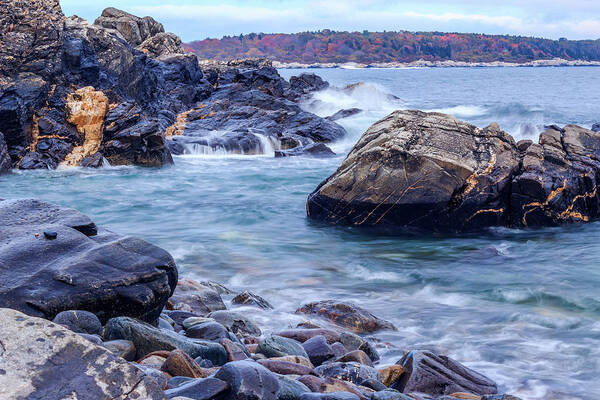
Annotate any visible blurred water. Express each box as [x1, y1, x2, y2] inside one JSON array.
[[2, 67, 600, 399]]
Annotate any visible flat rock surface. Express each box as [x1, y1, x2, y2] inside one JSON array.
[[0, 199, 177, 322], [0, 308, 166, 400]]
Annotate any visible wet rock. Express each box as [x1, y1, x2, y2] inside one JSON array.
[[52, 310, 102, 335], [288, 73, 329, 99], [135, 364, 169, 390], [371, 390, 412, 400], [0, 132, 11, 173], [232, 290, 274, 309], [309, 110, 600, 231], [297, 375, 324, 392], [330, 342, 348, 358], [214, 360, 281, 400], [221, 338, 251, 361], [183, 317, 216, 330], [275, 143, 336, 158], [208, 310, 262, 338], [103, 316, 227, 365], [358, 379, 387, 391], [168, 311, 203, 330], [276, 329, 341, 344], [338, 332, 379, 362], [162, 349, 208, 378], [102, 339, 137, 361], [391, 351, 497, 396], [171, 279, 227, 316], [299, 393, 359, 400], [296, 301, 396, 334], [271, 355, 314, 368], [302, 335, 336, 366], [0, 199, 177, 323], [257, 359, 315, 376], [186, 321, 230, 341], [481, 395, 522, 400], [335, 350, 373, 367], [277, 374, 312, 400], [258, 335, 310, 359], [168, 376, 195, 389], [0, 308, 164, 399], [377, 365, 404, 387], [591, 123, 600, 133], [79, 152, 104, 168], [326, 109, 362, 122], [160, 316, 176, 331], [317, 378, 373, 400], [314, 362, 380, 386], [164, 377, 230, 400]]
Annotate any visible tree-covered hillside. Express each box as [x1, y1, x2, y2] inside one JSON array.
[[184, 30, 600, 64]]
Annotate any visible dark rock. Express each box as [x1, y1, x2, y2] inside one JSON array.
[[276, 374, 312, 400], [52, 310, 102, 335], [288, 74, 329, 99], [102, 339, 136, 361], [335, 350, 373, 367], [186, 321, 230, 341], [257, 359, 315, 376], [79, 152, 104, 168], [269, 355, 314, 368], [592, 123, 600, 132], [93, 7, 165, 46], [0, 308, 165, 399], [162, 349, 208, 378], [314, 362, 380, 386], [78, 333, 104, 345], [214, 360, 281, 400], [371, 390, 412, 400], [139, 32, 184, 58], [296, 301, 396, 334], [208, 310, 262, 338], [0, 199, 177, 323], [159, 316, 176, 331], [331, 342, 348, 358], [276, 329, 341, 344], [391, 351, 497, 396], [326, 109, 362, 122], [296, 375, 324, 392], [338, 333, 379, 362], [302, 335, 336, 366], [170, 279, 227, 316], [377, 365, 404, 387], [0, 132, 11, 173], [43, 231, 58, 240], [134, 364, 169, 390], [167, 376, 195, 389], [358, 379, 387, 391], [482, 396, 523, 400], [275, 143, 336, 158], [164, 377, 230, 400], [221, 338, 251, 361], [308, 110, 600, 231], [232, 291, 274, 309], [103, 316, 227, 364], [258, 335, 310, 359], [299, 393, 360, 400]]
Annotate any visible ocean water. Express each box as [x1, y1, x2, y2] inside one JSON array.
[[2, 67, 600, 399]]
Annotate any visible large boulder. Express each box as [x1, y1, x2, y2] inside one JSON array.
[[392, 351, 497, 396], [0, 308, 166, 399], [308, 110, 600, 231], [0, 199, 177, 323]]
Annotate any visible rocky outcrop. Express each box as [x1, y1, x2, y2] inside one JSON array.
[[0, 199, 177, 322], [94, 7, 167, 47], [308, 110, 600, 231], [0, 308, 166, 400]]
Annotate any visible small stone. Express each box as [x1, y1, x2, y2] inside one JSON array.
[[232, 290, 274, 309], [102, 340, 136, 361], [299, 393, 360, 400], [258, 335, 309, 359], [276, 374, 312, 400], [331, 343, 348, 358], [214, 360, 280, 400], [134, 364, 168, 390], [450, 393, 482, 400], [302, 335, 335, 366], [359, 379, 387, 392], [43, 231, 58, 240], [296, 301, 396, 334], [338, 332, 379, 362], [220, 338, 250, 361], [162, 349, 208, 378], [78, 333, 103, 345], [207, 310, 262, 338], [258, 359, 315, 376], [314, 362, 380, 386], [167, 376, 195, 389], [183, 317, 215, 330], [296, 375, 324, 392], [277, 329, 341, 344], [371, 390, 413, 400], [336, 350, 372, 367], [170, 279, 227, 316], [52, 310, 102, 335], [377, 365, 404, 387], [271, 355, 314, 368], [164, 377, 230, 400]]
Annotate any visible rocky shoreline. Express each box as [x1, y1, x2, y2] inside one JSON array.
[[273, 58, 600, 69], [0, 199, 520, 400]]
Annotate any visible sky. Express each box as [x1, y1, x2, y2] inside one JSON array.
[[60, 0, 600, 42]]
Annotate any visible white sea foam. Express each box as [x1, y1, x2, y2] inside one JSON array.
[[431, 105, 488, 118]]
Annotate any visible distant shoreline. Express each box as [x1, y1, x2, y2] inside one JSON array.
[[273, 58, 600, 69]]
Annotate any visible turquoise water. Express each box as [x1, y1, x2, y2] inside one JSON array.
[[2, 67, 600, 399]]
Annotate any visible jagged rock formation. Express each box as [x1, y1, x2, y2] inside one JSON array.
[[307, 110, 600, 231], [0, 2, 343, 169], [0, 199, 178, 323]]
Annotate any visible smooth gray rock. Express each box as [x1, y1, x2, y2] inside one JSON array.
[[276, 374, 311, 400], [164, 377, 230, 400], [207, 310, 262, 337], [338, 332, 380, 362], [302, 335, 335, 366], [257, 335, 309, 359], [53, 310, 102, 335], [214, 360, 280, 400], [185, 321, 229, 341], [0, 199, 178, 323], [392, 350, 497, 396], [104, 316, 227, 364], [171, 280, 227, 316], [0, 308, 165, 399], [314, 362, 380, 386]]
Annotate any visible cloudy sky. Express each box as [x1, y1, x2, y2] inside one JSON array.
[[60, 0, 600, 42]]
